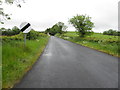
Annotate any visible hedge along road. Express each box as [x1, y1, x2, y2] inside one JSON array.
[[14, 36, 118, 88]]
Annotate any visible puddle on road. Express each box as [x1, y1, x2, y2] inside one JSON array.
[[43, 49, 52, 57], [43, 53, 52, 56]]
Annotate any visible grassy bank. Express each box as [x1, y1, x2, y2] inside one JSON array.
[[2, 36, 49, 88], [0, 42, 1, 90], [56, 32, 120, 57]]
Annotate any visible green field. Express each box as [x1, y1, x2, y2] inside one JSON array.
[[2, 34, 49, 88], [57, 31, 120, 57]]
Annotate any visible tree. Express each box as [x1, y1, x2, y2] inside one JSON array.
[[45, 28, 50, 34], [0, 0, 24, 24], [57, 22, 67, 34], [69, 14, 94, 37], [45, 22, 67, 36], [12, 26, 20, 35], [49, 26, 57, 36]]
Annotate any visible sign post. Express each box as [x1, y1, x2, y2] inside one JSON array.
[[24, 33, 27, 47], [20, 22, 32, 46]]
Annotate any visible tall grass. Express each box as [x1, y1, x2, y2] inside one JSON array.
[[2, 36, 49, 88], [0, 41, 2, 90]]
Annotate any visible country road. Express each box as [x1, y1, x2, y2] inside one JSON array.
[[14, 36, 118, 88]]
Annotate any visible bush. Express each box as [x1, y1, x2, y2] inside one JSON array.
[[2, 32, 23, 43], [27, 30, 39, 40], [26, 30, 47, 40], [39, 33, 48, 37], [2, 30, 48, 43]]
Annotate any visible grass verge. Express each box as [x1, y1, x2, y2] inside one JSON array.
[[56, 32, 120, 57], [0, 41, 2, 90], [2, 36, 49, 88]]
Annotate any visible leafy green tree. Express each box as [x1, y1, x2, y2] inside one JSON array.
[[50, 24, 58, 35], [57, 22, 67, 34], [12, 26, 20, 35], [45, 28, 50, 34], [69, 14, 94, 37], [45, 22, 67, 36]]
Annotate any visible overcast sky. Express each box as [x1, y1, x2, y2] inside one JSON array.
[[1, 0, 119, 32]]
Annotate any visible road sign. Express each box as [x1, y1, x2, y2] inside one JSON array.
[[20, 22, 32, 33], [20, 22, 32, 47]]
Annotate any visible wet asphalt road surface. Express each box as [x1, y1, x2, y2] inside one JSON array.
[[14, 36, 118, 88]]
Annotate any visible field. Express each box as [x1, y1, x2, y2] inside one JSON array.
[[57, 31, 120, 57], [2, 33, 49, 88]]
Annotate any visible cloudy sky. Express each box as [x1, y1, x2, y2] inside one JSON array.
[[1, 0, 119, 32]]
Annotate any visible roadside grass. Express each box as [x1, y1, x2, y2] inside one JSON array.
[[0, 42, 2, 90], [57, 32, 120, 57], [2, 36, 49, 88]]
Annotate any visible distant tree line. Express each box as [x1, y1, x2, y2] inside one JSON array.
[[43, 14, 95, 37], [2, 14, 119, 38], [1, 26, 20, 36], [45, 22, 67, 36], [103, 29, 120, 36]]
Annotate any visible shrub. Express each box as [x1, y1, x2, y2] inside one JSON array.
[[26, 30, 47, 40], [39, 33, 47, 37], [2, 32, 23, 43]]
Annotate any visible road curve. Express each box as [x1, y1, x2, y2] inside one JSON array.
[[14, 36, 118, 88]]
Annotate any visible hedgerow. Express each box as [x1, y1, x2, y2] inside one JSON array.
[[2, 30, 48, 43]]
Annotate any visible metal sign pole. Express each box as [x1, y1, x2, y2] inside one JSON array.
[[24, 33, 27, 47]]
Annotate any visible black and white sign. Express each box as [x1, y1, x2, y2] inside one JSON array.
[[20, 22, 32, 33]]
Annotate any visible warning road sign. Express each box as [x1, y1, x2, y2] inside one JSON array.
[[20, 22, 32, 33]]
